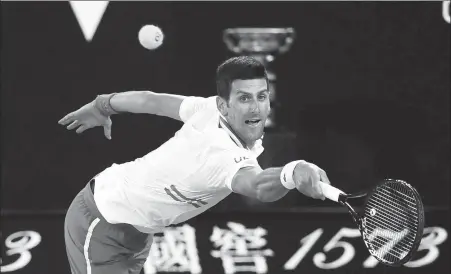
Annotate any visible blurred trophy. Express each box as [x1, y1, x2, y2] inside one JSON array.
[[223, 27, 296, 130]]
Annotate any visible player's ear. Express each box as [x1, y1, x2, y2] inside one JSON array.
[[216, 96, 228, 117]]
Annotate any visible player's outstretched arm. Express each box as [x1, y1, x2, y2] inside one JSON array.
[[231, 160, 331, 202], [58, 91, 188, 139], [109, 91, 187, 121]]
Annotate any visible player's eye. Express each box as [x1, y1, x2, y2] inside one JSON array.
[[258, 94, 267, 101], [240, 96, 250, 102]]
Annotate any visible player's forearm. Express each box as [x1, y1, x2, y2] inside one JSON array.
[[253, 167, 291, 202], [107, 91, 154, 114], [106, 91, 185, 120]]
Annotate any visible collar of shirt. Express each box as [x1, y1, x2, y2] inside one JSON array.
[[218, 113, 265, 157]]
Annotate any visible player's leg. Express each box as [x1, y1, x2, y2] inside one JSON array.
[[64, 181, 153, 274], [87, 218, 153, 274], [64, 186, 95, 274]]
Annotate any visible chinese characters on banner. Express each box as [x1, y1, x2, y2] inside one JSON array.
[[143, 225, 201, 274], [143, 222, 275, 274], [210, 222, 274, 274]]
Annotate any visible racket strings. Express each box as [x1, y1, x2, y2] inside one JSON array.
[[364, 224, 414, 251], [366, 195, 417, 221], [375, 188, 418, 212], [369, 187, 418, 215], [364, 214, 416, 239], [368, 184, 419, 229], [363, 181, 420, 264], [366, 200, 418, 229], [366, 193, 419, 232], [364, 210, 417, 254]]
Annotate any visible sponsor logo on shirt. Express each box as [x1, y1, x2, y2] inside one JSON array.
[[234, 156, 249, 163]]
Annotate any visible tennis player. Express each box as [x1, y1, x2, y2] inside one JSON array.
[[59, 56, 332, 274]]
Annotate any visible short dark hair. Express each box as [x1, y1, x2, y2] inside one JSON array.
[[216, 56, 268, 102]]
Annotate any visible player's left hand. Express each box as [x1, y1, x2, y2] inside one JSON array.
[[58, 101, 112, 139]]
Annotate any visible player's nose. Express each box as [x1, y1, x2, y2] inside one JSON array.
[[249, 101, 260, 114]]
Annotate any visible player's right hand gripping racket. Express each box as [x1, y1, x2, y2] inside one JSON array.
[[319, 179, 425, 266]]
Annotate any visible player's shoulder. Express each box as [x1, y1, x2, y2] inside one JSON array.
[[181, 99, 220, 131], [181, 96, 218, 113], [178, 95, 218, 125], [195, 96, 219, 114]]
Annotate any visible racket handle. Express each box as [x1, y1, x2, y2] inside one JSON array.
[[318, 181, 345, 202]]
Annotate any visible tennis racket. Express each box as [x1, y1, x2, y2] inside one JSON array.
[[318, 179, 425, 266]]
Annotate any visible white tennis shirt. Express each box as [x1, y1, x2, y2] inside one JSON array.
[[93, 96, 264, 233]]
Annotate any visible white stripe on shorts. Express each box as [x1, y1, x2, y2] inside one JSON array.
[[84, 218, 100, 274]]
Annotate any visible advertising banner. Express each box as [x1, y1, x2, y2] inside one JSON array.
[[2, 210, 449, 274]]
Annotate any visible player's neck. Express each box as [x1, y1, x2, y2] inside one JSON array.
[[219, 116, 255, 149]]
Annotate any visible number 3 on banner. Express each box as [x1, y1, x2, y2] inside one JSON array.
[[313, 228, 361, 269], [362, 226, 448, 268], [405, 227, 448, 267], [1, 231, 41, 272]]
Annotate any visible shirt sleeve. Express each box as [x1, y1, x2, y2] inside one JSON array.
[[179, 96, 217, 123], [204, 148, 261, 191]]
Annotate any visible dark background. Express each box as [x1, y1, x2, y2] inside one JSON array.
[[1, 2, 450, 274], [2, 2, 449, 211]]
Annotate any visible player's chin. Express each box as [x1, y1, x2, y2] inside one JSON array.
[[245, 127, 264, 141]]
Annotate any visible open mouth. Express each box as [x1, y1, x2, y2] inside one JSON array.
[[245, 119, 262, 127]]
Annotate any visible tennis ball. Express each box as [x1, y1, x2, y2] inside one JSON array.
[[138, 25, 164, 50]]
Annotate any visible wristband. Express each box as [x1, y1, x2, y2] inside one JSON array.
[[280, 160, 304, 189], [94, 93, 119, 116]]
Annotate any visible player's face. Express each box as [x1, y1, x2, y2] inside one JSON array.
[[223, 78, 270, 147]]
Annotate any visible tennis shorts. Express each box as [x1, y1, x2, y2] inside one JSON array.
[[64, 180, 153, 274]]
